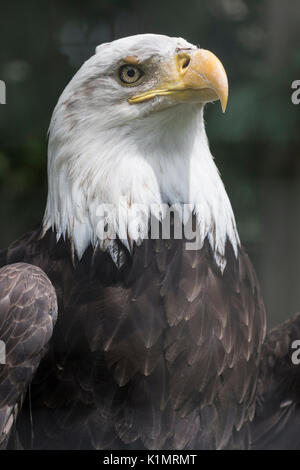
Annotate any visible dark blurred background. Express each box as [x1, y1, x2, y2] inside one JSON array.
[[0, 0, 300, 327]]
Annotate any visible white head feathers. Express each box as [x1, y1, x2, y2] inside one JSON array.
[[43, 34, 239, 270]]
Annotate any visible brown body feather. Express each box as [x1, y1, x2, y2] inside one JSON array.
[[251, 313, 300, 449], [0, 222, 266, 449], [0, 263, 57, 448]]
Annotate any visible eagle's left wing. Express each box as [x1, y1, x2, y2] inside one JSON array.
[[251, 313, 300, 449], [0, 263, 57, 448]]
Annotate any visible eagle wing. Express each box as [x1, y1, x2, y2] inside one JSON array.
[[0, 263, 57, 448], [251, 313, 300, 449]]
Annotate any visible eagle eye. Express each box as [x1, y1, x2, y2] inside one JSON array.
[[118, 64, 144, 86]]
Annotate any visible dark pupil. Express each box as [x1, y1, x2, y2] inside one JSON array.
[[127, 68, 135, 78]]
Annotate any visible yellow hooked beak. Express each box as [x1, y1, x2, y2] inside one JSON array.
[[128, 49, 228, 112]]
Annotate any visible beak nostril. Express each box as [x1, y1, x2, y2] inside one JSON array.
[[176, 52, 192, 73], [182, 57, 190, 70]]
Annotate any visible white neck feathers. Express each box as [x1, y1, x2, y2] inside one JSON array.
[[43, 100, 239, 271]]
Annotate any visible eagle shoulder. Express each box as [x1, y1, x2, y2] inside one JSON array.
[[251, 313, 300, 449], [0, 262, 57, 448]]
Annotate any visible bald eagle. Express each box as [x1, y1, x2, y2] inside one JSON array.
[[0, 34, 300, 450]]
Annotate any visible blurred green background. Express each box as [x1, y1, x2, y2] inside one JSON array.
[[0, 0, 300, 327]]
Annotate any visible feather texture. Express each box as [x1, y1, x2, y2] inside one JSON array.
[[0, 224, 265, 449], [0, 263, 57, 448]]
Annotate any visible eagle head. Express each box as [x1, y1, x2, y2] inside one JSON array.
[[43, 34, 238, 270]]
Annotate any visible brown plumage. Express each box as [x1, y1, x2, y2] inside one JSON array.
[[0, 223, 266, 449], [0, 263, 57, 448], [251, 313, 300, 449]]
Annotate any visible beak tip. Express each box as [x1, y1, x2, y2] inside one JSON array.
[[220, 95, 228, 113]]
